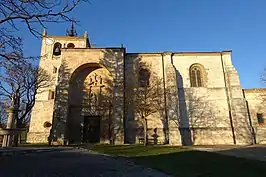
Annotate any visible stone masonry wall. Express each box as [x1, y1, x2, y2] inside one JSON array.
[[244, 89, 266, 144], [50, 48, 125, 145], [29, 32, 260, 145], [27, 101, 54, 143], [125, 51, 249, 145]]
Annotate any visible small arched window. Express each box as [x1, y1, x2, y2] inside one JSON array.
[[139, 68, 150, 87], [67, 43, 75, 48], [48, 90, 55, 100], [53, 42, 62, 56], [189, 64, 205, 87]]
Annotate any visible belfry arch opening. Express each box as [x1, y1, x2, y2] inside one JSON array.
[[67, 63, 114, 144]]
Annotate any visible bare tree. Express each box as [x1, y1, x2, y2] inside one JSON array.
[[0, 0, 86, 35], [0, 0, 87, 62], [261, 67, 266, 105], [262, 67, 266, 85], [261, 67, 266, 84], [0, 101, 8, 128], [129, 62, 165, 146], [0, 59, 53, 130]]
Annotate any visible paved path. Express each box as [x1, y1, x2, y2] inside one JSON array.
[[193, 145, 266, 162], [0, 148, 171, 177]]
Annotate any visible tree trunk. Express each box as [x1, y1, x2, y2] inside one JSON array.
[[144, 118, 148, 146], [13, 118, 22, 147]]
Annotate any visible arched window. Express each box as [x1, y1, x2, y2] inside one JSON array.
[[53, 42, 62, 56], [67, 43, 75, 48], [139, 68, 150, 87], [189, 64, 205, 87], [48, 90, 55, 100]]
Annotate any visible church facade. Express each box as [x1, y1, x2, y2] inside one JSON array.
[[27, 30, 266, 145]]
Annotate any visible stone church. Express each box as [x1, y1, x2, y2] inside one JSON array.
[[27, 28, 266, 145]]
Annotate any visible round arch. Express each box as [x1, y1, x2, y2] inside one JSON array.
[[67, 43, 75, 48], [67, 62, 114, 144], [69, 62, 113, 83]]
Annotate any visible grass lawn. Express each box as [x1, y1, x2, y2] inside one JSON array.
[[90, 144, 266, 177], [18, 143, 50, 147]]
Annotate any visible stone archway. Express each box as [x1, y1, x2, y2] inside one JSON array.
[[50, 49, 125, 145], [67, 63, 113, 143]]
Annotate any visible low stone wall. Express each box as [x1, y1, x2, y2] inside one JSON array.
[[27, 132, 49, 144]]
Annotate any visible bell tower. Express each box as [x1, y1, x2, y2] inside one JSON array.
[[37, 24, 91, 100], [27, 25, 92, 143]]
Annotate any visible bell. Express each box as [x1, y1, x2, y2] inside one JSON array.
[[54, 47, 60, 54]]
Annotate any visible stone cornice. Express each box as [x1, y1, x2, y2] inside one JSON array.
[[43, 36, 86, 40], [244, 88, 266, 93], [127, 51, 232, 57], [61, 48, 124, 52]]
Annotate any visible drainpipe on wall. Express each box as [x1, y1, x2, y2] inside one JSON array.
[[220, 52, 236, 144], [161, 53, 169, 144]]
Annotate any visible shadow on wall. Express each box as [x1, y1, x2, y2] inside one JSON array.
[[244, 92, 266, 144], [49, 48, 125, 145], [123, 54, 140, 144], [99, 49, 125, 144], [68, 62, 103, 143], [169, 57, 236, 145], [49, 59, 72, 144], [124, 56, 169, 144], [173, 64, 192, 146], [166, 56, 191, 146]]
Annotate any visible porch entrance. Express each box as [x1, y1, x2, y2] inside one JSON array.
[[82, 116, 101, 143]]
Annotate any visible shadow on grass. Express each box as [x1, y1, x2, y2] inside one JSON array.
[[133, 151, 266, 177], [91, 145, 266, 177]]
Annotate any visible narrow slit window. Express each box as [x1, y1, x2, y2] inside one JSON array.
[[257, 113, 264, 124], [48, 90, 55, 100], [53, 67, 57, 73]]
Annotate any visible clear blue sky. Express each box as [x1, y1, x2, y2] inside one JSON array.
[[20, 0, 266, 88]]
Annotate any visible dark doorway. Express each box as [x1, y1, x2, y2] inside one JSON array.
[[83, 116, 101, 143]]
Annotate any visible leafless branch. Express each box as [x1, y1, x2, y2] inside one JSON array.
[[0, 0, 87, 64], [0, 58, 53, 126]]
